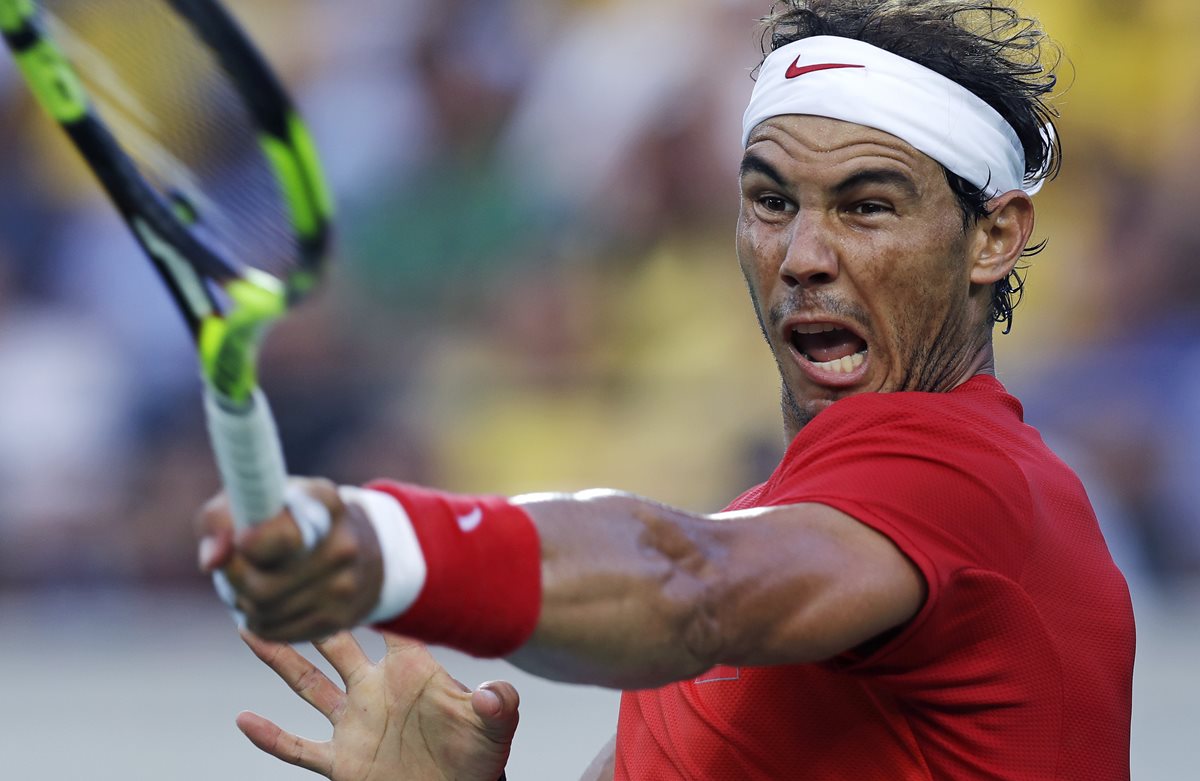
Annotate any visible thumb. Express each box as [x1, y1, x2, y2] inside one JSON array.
[[236, 509, 306, 567], [470, 680, 520, 743], [195, 493, 236, 572], [197, 529, 234, 573]]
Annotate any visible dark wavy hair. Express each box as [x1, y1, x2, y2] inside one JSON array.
[[760, 0, 1063, 333]]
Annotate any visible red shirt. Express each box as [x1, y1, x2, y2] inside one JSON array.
[[615, 375, 1135, 780]]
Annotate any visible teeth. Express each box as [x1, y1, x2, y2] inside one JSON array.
[[792, 323, 841, 334], [809, 351, 866, 374]]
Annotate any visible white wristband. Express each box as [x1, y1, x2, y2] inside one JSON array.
[[338, 486, 428, 624]]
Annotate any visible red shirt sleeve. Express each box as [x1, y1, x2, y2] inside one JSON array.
[[761, 386, 1037, 673]]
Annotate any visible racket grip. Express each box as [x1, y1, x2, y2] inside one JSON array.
[[204, 386, 333, 624], [209, 483, 335, 625], [203, 385, 288, 529]]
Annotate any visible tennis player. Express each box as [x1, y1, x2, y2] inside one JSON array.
[[198, 1, 1135, 778]]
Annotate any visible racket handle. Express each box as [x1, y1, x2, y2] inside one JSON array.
[[203, 385, 333, 541], [209, 482, 333, 624], [204, 386, 333, 623], [209, 483, 335, 625], [203, 385, 288, 529]]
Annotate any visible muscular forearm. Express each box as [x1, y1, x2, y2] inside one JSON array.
[[506, 490, 922, 689], [328, 482, 920, 689], [508, 490, 725, 688]]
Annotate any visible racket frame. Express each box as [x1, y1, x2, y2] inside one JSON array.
[[0, 0, 335, 530]]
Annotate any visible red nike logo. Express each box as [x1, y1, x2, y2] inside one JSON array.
[[785, 58, 865, 79]]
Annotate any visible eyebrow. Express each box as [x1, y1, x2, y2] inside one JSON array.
[[740, 154, 921, 200], [832, 168, 919, 199], [739, 153, 786, 186]]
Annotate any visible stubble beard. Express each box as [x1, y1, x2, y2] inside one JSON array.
[[747, 285, 871, 437], [749, 283, 986, 440], [891, 292, 989, 396], [779, 380, 814, 437]]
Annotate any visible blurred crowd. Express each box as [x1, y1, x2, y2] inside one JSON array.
[[1, 0, 1198, 601]]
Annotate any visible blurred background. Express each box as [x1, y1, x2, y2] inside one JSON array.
[[1, 0, 1197, 778]]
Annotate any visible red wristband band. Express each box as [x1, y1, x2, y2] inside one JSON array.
[[366, 480, 542, 658]]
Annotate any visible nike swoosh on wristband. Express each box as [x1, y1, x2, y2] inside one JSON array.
[[785, 58, 865, 79], [456, 506, 484, 533]]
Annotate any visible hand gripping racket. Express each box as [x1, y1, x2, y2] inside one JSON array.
[[0, 1, 335, 551]]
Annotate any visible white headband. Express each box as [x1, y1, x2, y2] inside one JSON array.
[[742, 36, 1044, 197]]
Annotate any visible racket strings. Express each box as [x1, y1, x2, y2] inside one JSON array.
[[38, 0, 301, 283]]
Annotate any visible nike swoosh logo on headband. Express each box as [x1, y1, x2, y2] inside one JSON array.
[[785, 58, 865, 79]]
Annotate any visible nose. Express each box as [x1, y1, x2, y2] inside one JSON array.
[[779, 212, 839, 288]]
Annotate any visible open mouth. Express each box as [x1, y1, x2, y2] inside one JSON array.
[[789, 323, 869, 376]]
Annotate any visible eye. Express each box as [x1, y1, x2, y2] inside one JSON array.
[[758, 194, 792, 213], [849, 201, 892, 216]]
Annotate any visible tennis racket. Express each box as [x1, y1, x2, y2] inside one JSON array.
[[0, 0, 334, 544]]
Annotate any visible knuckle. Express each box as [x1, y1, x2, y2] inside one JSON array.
[[222, 565, 248, 595], [294, 476, 342, 514], [294, 666, 325, 696], [247, 532, 298, 568], [237, 573, 280, 610], [195, 493, 230, 533], [236, 589, 262, 615], [329, 572, 357, 601], [326, 530, 360, 565]]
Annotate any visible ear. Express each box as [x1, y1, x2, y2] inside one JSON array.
[[968, 191, 1035, 286]]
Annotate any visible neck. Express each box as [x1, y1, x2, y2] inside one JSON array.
[[957, 340, 997, 384], [781, 339, 998, 441]]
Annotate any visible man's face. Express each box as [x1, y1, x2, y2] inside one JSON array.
[[737, 115, 991, 435]]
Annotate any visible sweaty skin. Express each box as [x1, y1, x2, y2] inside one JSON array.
[[737, 116, 1032, 437], [199, 112, 1035, 775]]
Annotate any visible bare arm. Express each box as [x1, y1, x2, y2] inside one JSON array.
[[509, 490, 924, 689], [201, 483, 923, 689]]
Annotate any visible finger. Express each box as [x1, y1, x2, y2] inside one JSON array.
[[237, 478, 345, 567], [236, 510, 308, 568], [196, 494, 236, 572], [229, 505, 369, 610], [235, 710, 332, 777], [233, 568, 334, 626], [195, 492, 233, 538], [240, 630, 346, 721], [471, 680, 521, 744], [198, 530, 234, 573], [379, 631, 444, 673], [226, 543, 354, 617], [382, 631, 428, 652], [312, 631, 372, 688], [249, 609, 346, 645], [240, 567, 369, 640]]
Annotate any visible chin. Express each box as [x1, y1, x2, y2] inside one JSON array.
[[782, 388, 838, 436]]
